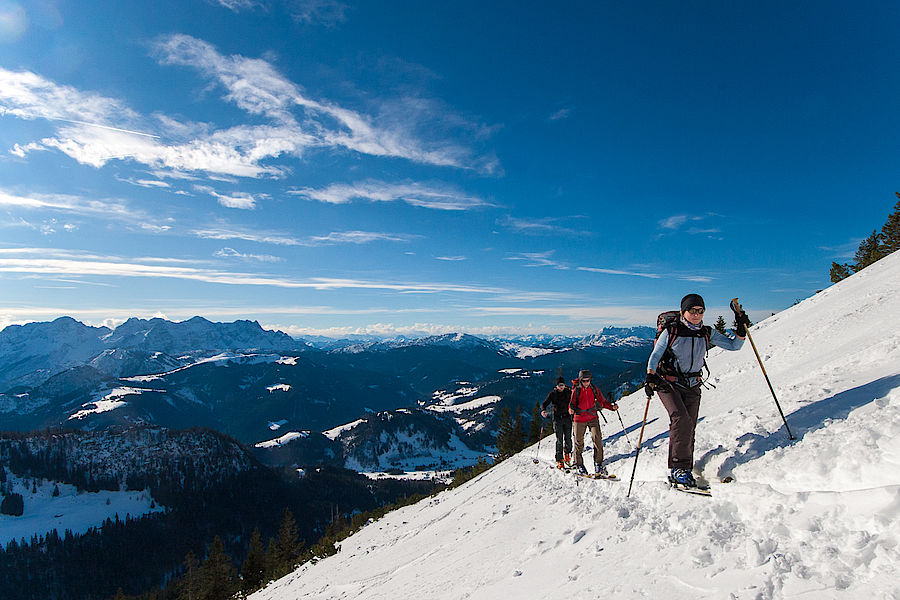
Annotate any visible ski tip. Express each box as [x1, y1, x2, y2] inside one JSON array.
[[721, 476, 734, 483]]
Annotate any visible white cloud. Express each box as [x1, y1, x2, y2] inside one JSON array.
[[435, 256, 467, 261], [212, 0, 261, 12], [288, 0, 348, 25], [0, 253, 507, 294], [2, 40, 487, 180], [576, 266, 660, 279], [214, 247, 282, 262], [195, 185, 264, 209], [193, 225, 304, 246], [0, 188, 164, 229], [549, 107, 572, 121], [308, 231, 418, 245], [192, 224, 416, 246], [0, 67, 140, 125], [151, 34, 478, 170], [505, 251, 569, 270], [292, 180, 490, 211], [659, 215, 690, 230]]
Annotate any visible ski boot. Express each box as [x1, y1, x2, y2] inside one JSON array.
[[564, 453, 572, 466], [595, 464, 609, 478], [556, 460, 565, 469], [669, 468, 697, 487], [574, 464, 589, 475]]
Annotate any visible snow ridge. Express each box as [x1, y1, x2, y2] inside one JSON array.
[[251, 252, 900, 600]]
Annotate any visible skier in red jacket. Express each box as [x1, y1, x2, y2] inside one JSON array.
[[568, 369, 618, 476]]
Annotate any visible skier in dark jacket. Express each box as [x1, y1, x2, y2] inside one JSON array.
[[541, 376, 573, 468], [646, 293, 747, 488]]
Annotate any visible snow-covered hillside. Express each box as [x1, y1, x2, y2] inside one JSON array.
[[250, 252, 900, 600]]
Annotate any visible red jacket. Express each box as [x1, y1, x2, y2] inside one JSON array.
[[569, 383, 613, 423]]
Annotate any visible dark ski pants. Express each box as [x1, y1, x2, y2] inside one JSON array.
[[657, 385, 702, 470], [553, 417, 573, 462], [573, 418, 603, 467]]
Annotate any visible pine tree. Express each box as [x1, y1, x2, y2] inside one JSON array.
[[495, 406, 516, 461], [854, 230, 887, 270], [264, 537, 279, 581], [528, 401, 543, 444], [880, 193, 900, 253], [511, 406, 527, 454], [240, 527, 266, 593], [713, 315, 727, 335], [830, 261, 853, 283], [271, 509, 302, 577], [176, 551, 200, 600], [198, 536, 238, 600]]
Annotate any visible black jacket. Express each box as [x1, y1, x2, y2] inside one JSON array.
[[541, 387, 572, 421]]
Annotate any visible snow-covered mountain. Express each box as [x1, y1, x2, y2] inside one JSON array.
[[0, 315, 650, 464], [0, 316, 305, 391], [250, 252, 900, 599]]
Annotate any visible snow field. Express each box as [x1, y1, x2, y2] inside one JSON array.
[[251, 252, 900, 600], [0, 474, 164, 547]]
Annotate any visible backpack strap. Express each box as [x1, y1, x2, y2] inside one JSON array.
[[658, 320, 712, 387], [570, 383, 605, 415]]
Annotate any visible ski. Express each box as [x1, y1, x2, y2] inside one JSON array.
[[573, 471, 618, 481], [668, 477, 712, 497]]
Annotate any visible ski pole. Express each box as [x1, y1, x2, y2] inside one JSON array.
[[615, 408, 633, 447], [532, 419, 545, 464], [732, 298, 795, 441], [626, 388, 653, 498]]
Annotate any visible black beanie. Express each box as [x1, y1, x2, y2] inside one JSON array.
[[556, 376, 565, 384], [681, 293, 705, 313]]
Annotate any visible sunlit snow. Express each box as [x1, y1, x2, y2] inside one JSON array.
[[250, 251, 900, 600]]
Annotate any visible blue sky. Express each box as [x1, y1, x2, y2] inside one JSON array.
[[1, 1, 898, 337]]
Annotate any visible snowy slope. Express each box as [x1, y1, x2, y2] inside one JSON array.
[[250, 252, 900, 600]]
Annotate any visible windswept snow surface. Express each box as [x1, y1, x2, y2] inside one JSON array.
[[251, 252, 900, 600]]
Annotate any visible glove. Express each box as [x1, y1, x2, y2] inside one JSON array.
[[731, 302, 750, 337], [730, 300, 751, 326], [645, 372, 672, 393]]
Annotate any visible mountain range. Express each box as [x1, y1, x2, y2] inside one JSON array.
[[0, 317, 654, 470]]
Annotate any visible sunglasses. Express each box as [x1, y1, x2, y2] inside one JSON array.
[[686, 307, 705, 315], [580, 378, 591, 382]]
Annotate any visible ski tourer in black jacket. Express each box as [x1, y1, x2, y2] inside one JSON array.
[[542, 387, 572, 421]]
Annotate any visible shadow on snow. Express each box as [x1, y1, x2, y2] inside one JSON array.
[[711, 373, 900, 480]]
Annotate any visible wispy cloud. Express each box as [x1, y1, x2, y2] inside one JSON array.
[[2, 34, 490, 179], [657, 214, 722, 239], [193, 223, 417, 246], [501, 215, 590, 235], [505, 251, 569, 270], [0, 188, 170, 230], [0, 67, 140, 126], [195, 185, 265, 209], [435, 255, 467, 261], [193, 225, 303, 246], [549, 107, 573, 121], [213, 247, 282, 262], [659, 214, 692, 230], [212, 0, 261, 12], [0, 252, 508, 294], [292, 180, 490, 211], [308, 231, 418, 245], [576, 266, 660, 279], [151, 35, 482, 170], [288, 0, 348, 25]]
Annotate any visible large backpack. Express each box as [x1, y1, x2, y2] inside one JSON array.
[[569, 380, 605, 416], [654, 311, 712, 384]]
